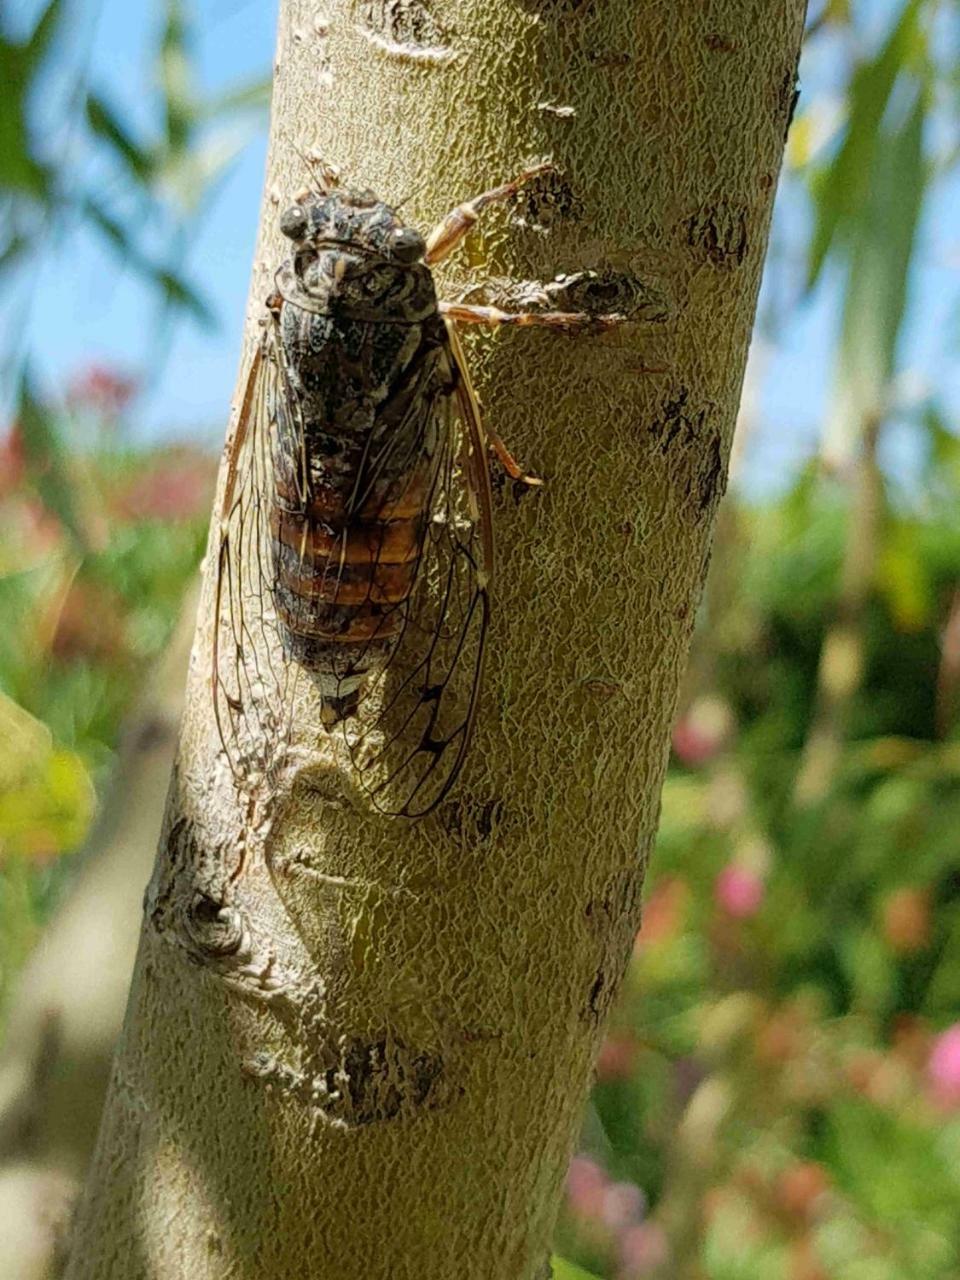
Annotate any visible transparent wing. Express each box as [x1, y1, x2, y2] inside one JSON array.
[[211, 322, 298, 790], [344, 321, 493, 818], [213, 312, 492, 820]]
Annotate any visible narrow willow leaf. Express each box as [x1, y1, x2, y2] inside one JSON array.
[[84, 197, 213, 325], [201, 75, 272, 120], [551, 1257, 604, 1280], [807, 0, 922, 289], [157, 121, 259, 212], [24, 0, 65, 73], [159, 0, 196, 153], [824, 87, 927, 464], [86, 94, 155, 182], [0, 39, 47, 196], [155, 268, 215, 327], [17, 367, 88, 551]]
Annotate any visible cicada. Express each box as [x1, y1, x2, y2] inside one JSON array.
[[212, 164, 615, 817]]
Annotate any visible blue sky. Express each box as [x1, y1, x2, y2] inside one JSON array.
[[8, 0, 958, 497]]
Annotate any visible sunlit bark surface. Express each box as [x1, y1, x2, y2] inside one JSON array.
[[64, 2, 805, 1276]]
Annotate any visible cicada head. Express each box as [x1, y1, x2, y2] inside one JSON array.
[[277, 187, 435, 320], [279, 188, 426, 265]]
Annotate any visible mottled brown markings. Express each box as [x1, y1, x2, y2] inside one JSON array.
[[510, 169, 585, 231], [649, 389, 726, 521], [437, 794, 505, 841], [585, 968, 606, 1023], [245, 1035, 454, 1127], [649, 388, 704, 454], [473, 270, 671, 324], [358, 0, 450, 47], [582, 866, 643, 1022], [705, 31, 738, 52], [698, 430, 726, 515], [683, 201, 750, 268]]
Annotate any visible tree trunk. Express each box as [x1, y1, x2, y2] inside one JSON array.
[[63, 3, 805, 1276]]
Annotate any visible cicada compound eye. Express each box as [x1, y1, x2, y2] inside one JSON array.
[[389, 227, 426, 264], [279, 204, 309, 240]]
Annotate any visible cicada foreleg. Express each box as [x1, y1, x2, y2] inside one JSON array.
[[426, 168, 627, 335], [443, 318, 542, 490], [423, 164, 553, 266], [439, 300, 626, 338]]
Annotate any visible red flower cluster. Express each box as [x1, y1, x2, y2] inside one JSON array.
[[67, 363, 138, 419]]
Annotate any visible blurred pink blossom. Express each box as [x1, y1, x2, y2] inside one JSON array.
[[714, 863, 764, 919], [671, 696, 733, 766], [618, 1221, 670, 1277], [596, 1033, 641, 1083], [600, 1181, 646, 1231], [68, 363, 138, 419], [565, 1156, 607, 1220], [0, 424, 25, 496], [114, 453, 215, 522], [928, 1024, 960, 1108]]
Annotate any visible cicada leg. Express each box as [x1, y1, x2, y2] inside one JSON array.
[[439, 300, 625, 337], [424, 165, 553, 265], [443, 317, 542, 489], [428, 166, 628, 483]]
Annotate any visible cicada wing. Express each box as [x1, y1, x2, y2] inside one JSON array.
[[346, 321, 493, 819], [211, 324, 300, 789]]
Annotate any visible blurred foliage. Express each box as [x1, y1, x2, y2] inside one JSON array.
[[0, 0, 269, 357], [0, 377, 213, 997], [1, 0, 959, 1277], [0, 0, 266, 998]]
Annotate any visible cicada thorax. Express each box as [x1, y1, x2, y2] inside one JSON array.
[[268, 241, 456, 725]]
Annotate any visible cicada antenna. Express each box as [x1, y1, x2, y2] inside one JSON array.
[[280, 129, 341, 195], [392, 179, 429, 214]]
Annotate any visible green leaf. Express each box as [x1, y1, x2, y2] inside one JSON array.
[[82, 195, 131, 251], [17, 366, 88, 551], [156, 121, 258, 213], [823, 85, 927, 461], [24, 0, 65, 73], [155, 268, 214, 327], [0, 48, 47, 196], [0, 230, 32, 275], [807, 0, 922, 289], [86, 93, 155, 182], [551, 1258, 603, 1280], [200, 75, 272, 120], [84, 197, 213, 325], [159, 0, 197, 153]]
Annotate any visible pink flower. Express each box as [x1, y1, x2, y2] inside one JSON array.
[[715, 864, 764, 919], [565, 1156, 607, 1220], [115, 455, 214, 522], [671, 696, 733, 767], [596, 1034, 640, 1083], [67, 363, 138, 418], [600, 1181, 646, 1230], [618, 1222, 670, 1277], [928, 1025, 960, 1108]]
